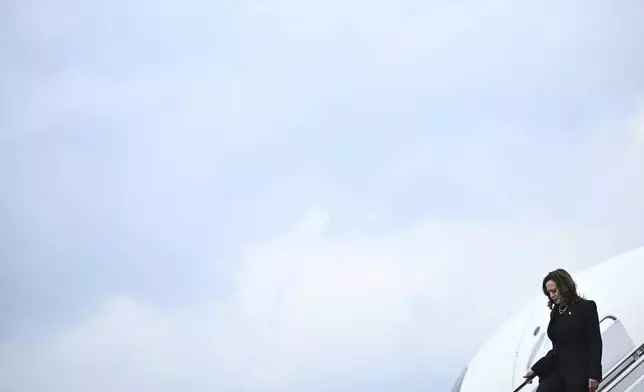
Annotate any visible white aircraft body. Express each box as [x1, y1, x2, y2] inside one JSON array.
[[451, 246, 644, 392]]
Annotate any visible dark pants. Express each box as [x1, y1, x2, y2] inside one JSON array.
[[537, 374, 588, 392]]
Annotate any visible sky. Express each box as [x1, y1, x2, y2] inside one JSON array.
[[1, 0, 643, 390]]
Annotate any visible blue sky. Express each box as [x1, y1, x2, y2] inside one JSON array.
[[1, 0, 644, 390]]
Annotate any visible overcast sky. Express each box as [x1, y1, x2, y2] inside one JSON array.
[[1, 0, 643, 390]]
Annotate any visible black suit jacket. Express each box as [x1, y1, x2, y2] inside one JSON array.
[[531, 298, 603, 386]]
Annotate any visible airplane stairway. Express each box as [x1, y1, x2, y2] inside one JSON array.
[[597, 341, 644, 392]]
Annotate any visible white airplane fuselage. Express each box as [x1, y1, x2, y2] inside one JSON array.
[[452, 246, 644, 392]]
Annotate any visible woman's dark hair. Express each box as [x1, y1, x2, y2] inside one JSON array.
[[542, 268, 582, 309]]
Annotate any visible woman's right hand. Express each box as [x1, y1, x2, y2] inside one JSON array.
[[523, 369, 535, 381]]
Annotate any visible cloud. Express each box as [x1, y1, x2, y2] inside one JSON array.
[[1, 196, 641, 391], [630, 100, 644, 148], [1, 0, 644, 390], [2, 101, 643, 390]]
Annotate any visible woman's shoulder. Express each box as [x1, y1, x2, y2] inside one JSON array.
[[574, 297, 598, 311]]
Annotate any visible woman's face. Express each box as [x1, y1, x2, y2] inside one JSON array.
[[545, 279, 561, 304]]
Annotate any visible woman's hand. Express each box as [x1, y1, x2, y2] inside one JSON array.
[[523, 369, 535, 383], [588, 378, 599, 392]]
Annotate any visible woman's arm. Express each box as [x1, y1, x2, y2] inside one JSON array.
[[531, 347, 556, 377], [585, 300, 603, 381], [530, 310, 557, 377]]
